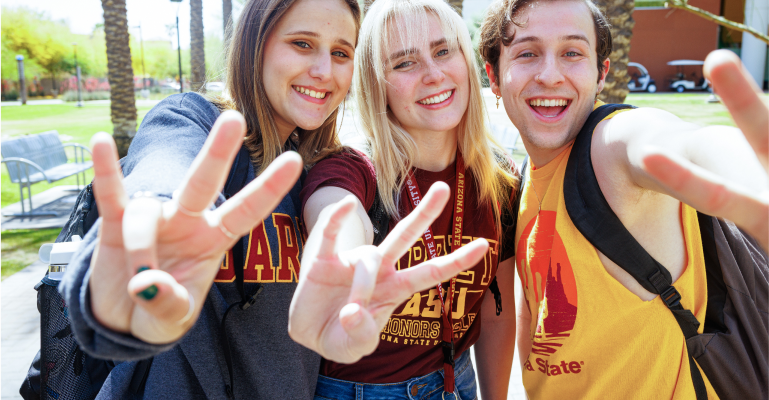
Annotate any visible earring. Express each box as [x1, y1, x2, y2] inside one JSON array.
[[496, 95, 501, 109]]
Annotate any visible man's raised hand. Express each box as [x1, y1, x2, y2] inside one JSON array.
[[88, 111, 302, 344], [289, 183, 489, 363], [641, 50, 769, 250]]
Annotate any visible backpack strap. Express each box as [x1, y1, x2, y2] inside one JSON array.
[[563, 104, 708, 400], [368, 186, 389, 247]]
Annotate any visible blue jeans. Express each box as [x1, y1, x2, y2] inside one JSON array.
[[313, 350, 477, 400]]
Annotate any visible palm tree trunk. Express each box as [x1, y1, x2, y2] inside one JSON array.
[[190, 0, 206, 93], [447, 0, 463, 16], [596, 0, 635, 104], [101, 0, 137, 158], [223, 0, 233, 49]]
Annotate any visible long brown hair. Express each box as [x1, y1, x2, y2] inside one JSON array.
[[212, 0, 361, 173]]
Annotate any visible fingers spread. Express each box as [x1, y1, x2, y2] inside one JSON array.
[[396, 238, 489, 296], [216, 151, 304, 240], [90, 132, 127, 246], [378, 182, 450, 265], [123, 197, 164, 274], [177, 110, 248, 215], [704, 50, 768, 166]]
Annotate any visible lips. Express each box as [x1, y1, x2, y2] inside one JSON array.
[[417, 90, 454, 105], [529, 98, 570, 118]]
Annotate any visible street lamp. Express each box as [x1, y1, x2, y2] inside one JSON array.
[[16, 55, 27, 105], [72, 43, 83, 107], [170, 0, 183, 94]]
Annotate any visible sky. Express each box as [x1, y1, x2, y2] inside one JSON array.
[[1, 0, 241, 48]]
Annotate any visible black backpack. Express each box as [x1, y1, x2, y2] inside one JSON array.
[[560, 104, 768, 399], [21, 145, 254, 400]]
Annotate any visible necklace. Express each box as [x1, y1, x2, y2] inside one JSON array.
[[529, 173, 543, 214]]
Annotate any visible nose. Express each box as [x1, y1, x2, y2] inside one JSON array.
[[309, 52, 332, 82], [537, 55, 565, 87], [422, 59, 445, 86]]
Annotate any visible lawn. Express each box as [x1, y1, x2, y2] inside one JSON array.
[[1, 103, 155, 207], [623, 92, 742, 127], [1, 229, 61, 279]]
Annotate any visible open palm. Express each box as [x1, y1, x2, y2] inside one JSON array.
[[289, 185, 489, 363], [641, 50, 769, 251], [88, 111, 303, 344]]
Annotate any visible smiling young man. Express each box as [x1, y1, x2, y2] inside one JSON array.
[[479, 0, 768, 398]]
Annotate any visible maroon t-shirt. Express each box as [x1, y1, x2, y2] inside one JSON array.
[[300, 149, 515, 383]]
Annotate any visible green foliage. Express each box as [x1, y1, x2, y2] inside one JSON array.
[[1, 228, 61, 280]]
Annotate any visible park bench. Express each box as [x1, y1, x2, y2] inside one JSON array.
[[2, 131, 92, 217]]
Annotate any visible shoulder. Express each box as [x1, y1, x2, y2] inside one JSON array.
[[142, 93, 222, 129], [311, 147, 375, 179], [301, 147, 377, 211]]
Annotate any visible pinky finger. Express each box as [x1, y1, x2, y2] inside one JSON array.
[[642, 151, 769, 250], [396, 238, 489, 296]]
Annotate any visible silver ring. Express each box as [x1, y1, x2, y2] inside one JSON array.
[[218, 218, 239, 240], [175, 200, 205, 217], [175, 292, 195, 326], [131, 191, 159, 200]]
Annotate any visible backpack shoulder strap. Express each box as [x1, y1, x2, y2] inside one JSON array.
[[563, 103, 707, 399], [368, 186, 389, 247]]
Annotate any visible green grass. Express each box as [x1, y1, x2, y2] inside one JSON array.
[[1, 229, 60, 280], [623, 92, 742, 127], [1, 103, 155, 207]]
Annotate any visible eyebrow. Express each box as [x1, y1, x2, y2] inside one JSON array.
[[285, 30, 355, 49], [510, 34, 590, 46], [388, 38, 448, 61]]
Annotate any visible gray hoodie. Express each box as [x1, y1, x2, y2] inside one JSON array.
[[59, 93, 320, 399]]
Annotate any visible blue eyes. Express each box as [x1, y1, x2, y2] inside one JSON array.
[[393, 48, 449, 70]]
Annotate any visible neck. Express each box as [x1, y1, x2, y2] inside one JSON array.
[[525, 141, 574, 169], [273, 118, 296, 146], [410, 128, 458, 172]]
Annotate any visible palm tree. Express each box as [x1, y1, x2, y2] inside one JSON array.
[[223, 0, 233, 48], [190, 0, 206, 93], [595, 0, 635, 104], [447, 0, 463, 16], [101, 0, 137, 158]]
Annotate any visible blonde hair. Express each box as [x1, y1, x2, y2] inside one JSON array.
[[354, 0, 517, 220], [212, 0, 361, 173]]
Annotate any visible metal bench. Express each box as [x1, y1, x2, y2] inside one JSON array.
[[2, 131, 92, 217]]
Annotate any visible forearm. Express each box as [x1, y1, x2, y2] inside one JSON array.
[[303, 187, 373, 255]]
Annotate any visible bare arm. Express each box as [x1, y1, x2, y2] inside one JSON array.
[[474, 257, 516, 400], [303, 186, 374, 253]]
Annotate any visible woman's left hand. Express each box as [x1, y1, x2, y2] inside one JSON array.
[[288, 184, 489, 363]]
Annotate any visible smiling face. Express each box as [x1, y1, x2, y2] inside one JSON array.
[[489, 0, 609, 166], [384, 14, 470, 141], [262, 0, 357, 140]]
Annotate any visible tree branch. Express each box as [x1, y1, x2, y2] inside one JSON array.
[[664, 0, 769, 44]]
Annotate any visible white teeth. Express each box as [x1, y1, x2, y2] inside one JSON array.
[[419, 90, 452, 105], [530, 99, 568, 107], [294, 86, 327, 99]]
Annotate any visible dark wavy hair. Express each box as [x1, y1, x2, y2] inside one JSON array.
[[478, 0, 612, 84]]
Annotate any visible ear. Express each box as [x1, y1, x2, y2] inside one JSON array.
[[596, 58, 610, 94], [485, 62, 501, 96]]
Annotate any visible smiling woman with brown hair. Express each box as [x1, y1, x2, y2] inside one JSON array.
[[55, 0, 360, 397]]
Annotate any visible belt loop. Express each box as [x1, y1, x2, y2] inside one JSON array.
[[356, 383, 364, 400]]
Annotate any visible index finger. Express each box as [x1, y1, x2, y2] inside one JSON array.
[[176, 110, 247, 214], [704, 50, 768, 167], [377, 182, 450, 266], [90, 132, 127, 246]]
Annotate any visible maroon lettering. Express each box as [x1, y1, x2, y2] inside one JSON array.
[[536, 358, 547, 374], [244, 223, 275, 282], [214, 249, 236, 282], [272, 213, 301, 282], [569, 361, 582, 374]]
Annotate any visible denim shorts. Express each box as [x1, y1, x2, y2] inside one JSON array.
[[313, 350, 477, 400]]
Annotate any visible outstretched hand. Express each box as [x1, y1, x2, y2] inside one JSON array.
[[641, 50, 769, 251], [88, 111, 303, 344], [288, 183, 489, 363]]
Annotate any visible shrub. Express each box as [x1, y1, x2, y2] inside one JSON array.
[[61, 90, 111, 102]]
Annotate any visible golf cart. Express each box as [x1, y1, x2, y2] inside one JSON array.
[[667, 60, 710, 93], [627, 62, 657, 92]]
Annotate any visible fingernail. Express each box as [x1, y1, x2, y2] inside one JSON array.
[[137, 285, 158, 300], [136, 266, 150, 274]]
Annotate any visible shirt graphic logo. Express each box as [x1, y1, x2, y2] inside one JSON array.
[[517, 211, 578, 357]]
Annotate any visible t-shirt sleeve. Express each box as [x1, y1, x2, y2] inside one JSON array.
[[300, 149, 377, 216]]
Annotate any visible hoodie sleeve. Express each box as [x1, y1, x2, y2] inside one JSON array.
[[59, 93, 223, 360]]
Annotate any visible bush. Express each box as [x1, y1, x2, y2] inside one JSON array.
[[61, 90, 111, 102], [2, 90, 18, 101]]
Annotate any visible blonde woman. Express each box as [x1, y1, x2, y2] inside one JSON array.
[[289, 0, 518, 398]]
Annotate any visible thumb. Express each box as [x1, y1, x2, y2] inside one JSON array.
[[337, 303, 379, 362]]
